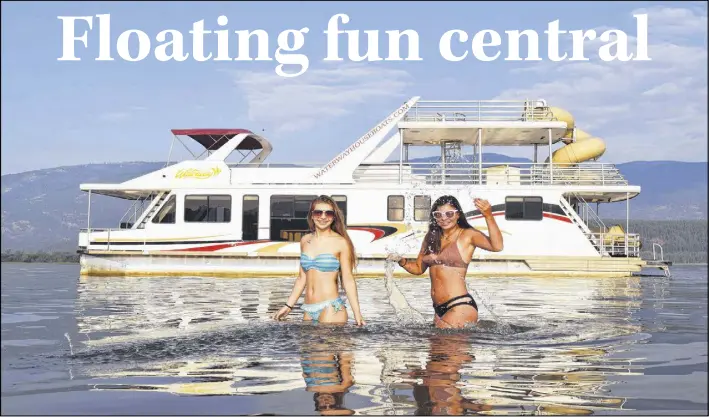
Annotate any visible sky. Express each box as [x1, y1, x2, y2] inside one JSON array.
[[1, 1, 707, 175]]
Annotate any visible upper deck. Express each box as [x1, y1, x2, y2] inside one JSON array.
[[398, 100, 569, 146], [79, 96, 636, 201], [223, 160, 638, 201]]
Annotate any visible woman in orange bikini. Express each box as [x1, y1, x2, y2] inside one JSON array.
[[389, 195, 503, 328]]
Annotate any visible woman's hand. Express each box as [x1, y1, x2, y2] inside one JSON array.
[[273, 305, 292, 321], [355, 315, 366, 326], [470, 198, 504, 252], [474, 198, 493, 218]]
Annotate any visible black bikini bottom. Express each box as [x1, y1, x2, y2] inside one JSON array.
[[433, 293, 478, 318]]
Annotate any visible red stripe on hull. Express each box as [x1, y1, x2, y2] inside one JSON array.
[[467, 211, 572, 223], [543, 213, 572, 223], [168, 240, 269, 252], [348, 227, 386, 240], [466, 211, 505, 220]]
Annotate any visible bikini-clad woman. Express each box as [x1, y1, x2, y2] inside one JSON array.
[[388, 195, 503, 328], [273, 195, 366, 326]]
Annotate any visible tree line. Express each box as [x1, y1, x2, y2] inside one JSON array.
[[1, 250, 79, 263], [1, 219, 706, 264], [602, 218, 707, 264]]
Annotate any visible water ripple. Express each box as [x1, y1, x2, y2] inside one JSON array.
[[1, 264, 706, 415]]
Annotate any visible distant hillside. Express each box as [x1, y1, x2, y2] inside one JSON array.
[[1, 156, 706, 251]]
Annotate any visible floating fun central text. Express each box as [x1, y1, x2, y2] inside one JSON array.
[[58, 13, 652, 77]]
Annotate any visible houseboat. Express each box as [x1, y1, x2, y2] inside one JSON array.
[[78, 97, 663, 278]]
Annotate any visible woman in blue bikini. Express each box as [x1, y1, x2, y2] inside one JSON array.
[[273, 195, 366, 326]]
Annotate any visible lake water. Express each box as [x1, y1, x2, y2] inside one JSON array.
[[1, 263, 707, 415]]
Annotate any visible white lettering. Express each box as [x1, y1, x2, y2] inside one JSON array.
[[325, 15, 420, 62], [505, 29, 541, 61], [116, 29, 150, 61], [275, 28, 309, 78], [234, 29, 271, 61], [439, 29, 468, 61], [214, 15, 231, 61], [96, 14, 113, 61], [155, 30, 188, 61], [385, 29, 422, 61], [57, 16, 93, 61], [324, 13, 348, 61], [347, 29, 382, 62], [471, 29, 501, 61], [569, 29, 596, 60], [633, 14, 651, 61], [57, 15, 653, 75], [189, 19, 212, 61], [545, 20, 567, 61], [598, 29, 632, 61]]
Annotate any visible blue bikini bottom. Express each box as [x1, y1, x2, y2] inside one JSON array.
[[302, 359, 342, 386], [301, 297, 346, 322]]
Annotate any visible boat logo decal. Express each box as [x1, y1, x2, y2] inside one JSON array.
[[175, 167, 222, 179]]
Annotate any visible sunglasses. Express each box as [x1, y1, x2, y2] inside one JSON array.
[[312, 209, 335, 218], [432, 210, 458, 219]]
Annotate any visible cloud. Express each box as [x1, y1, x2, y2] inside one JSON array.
[[495, 5, 707, 162], [633, 4, 708, 38], [223, 63, 413, 133]]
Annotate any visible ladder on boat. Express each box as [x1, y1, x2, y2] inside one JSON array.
[[558, 195, 608, 255], [137, 192, 169, 229], [646, 242, 672, 277]]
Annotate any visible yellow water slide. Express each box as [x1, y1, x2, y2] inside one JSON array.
[[540, 107, 606, 166]]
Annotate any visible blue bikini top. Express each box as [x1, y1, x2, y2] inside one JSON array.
[[300, 253, 340, 272]]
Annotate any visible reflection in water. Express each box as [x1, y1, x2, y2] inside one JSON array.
[[70, 275, 657, 414], [411, 333, 492, 415], [298, 331, 356, 416]]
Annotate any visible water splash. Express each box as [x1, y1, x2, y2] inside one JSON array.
[[378, 180, 435, 325], [461, 186, 515, 334], [383, 261, 426, 324], [64, 332, 74, 356]]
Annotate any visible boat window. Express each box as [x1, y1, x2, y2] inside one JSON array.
[[242, 195, 259, 241], [414, 195, 431, 221], [294, 198, 312, 218], [505, 196, 543, 221], [388, 195, 405, 221], [152, 195, 176, 224], [270, 195, 317, 241], [184, 195, 232, 223]]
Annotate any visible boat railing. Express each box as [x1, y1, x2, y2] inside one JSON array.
[[402, 99, 555, 123], [652, 242, 665, 261], [80, 227, 147, 252], [586, 232, 641, 257], [118, 195, 153, 229], [573, 192, 608, 233], [223, 161, 626, 186], [353, 162, 627, 186], [227, 163, 321, 169], [80, 227, 111, 251]]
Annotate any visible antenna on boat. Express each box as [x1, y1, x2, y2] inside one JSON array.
[[308, 96, 420, 182]]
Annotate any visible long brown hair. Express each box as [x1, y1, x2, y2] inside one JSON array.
[[423, 195, 473, 255], [307, 195, 358, 273]]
